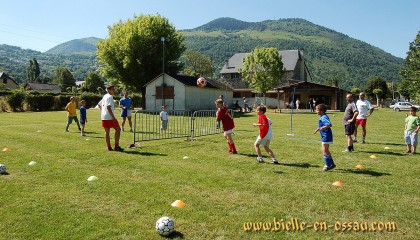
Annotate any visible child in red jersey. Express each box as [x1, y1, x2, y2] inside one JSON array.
[[253, 105, 279, 164], [215, 98, 237, 154]]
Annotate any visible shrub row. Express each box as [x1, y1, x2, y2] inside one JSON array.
[[2, 90, 142, 112]]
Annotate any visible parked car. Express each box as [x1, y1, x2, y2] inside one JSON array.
[[393, 102, 420, 111], [389, 100, 397, 108]]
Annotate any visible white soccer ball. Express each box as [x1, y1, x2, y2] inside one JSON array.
[[0, 164, 6, 174], [197, 77, 207, 87], [155, 216, 175, 236]]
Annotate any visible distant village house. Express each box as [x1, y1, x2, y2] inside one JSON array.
[[25, 83, 61, 93], [0, 72, 18, 89], [219, 49, 346, 110]]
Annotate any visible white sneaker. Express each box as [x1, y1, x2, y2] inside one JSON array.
[[256, 157, 264, 163]]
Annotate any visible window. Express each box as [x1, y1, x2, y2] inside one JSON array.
[[230, 73, 240, 79], [3, 79, 7, 84], [156, 86, 174, 99]]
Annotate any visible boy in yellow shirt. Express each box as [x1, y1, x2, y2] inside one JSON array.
[[65, 96, 81, 132]]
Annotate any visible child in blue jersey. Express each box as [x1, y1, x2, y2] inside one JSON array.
[[119, 91, 134, 132], [79, 100, 87, 136], [313, 104, 336, 171]]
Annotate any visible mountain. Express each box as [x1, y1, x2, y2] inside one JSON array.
[[182, 18, 404, 90], [0, 44, 97, 82], [44, 37, 101, 55], [0, 18, 405, 90]]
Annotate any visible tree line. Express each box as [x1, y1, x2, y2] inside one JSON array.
[[0, 17, 418, 104]]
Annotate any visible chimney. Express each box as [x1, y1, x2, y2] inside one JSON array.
[[299, 49, 305, 81]]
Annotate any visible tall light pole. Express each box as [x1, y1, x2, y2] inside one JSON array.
[[161, 37, 165, 106]]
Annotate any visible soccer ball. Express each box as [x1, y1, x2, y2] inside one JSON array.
[[197, 77, 207, 87], [156, 216, 175, 236], [0, 164, 6, 174]]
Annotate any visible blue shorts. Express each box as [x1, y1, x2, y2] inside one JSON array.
[[80, 118, 86, 125], [321, 133, 333, 144]]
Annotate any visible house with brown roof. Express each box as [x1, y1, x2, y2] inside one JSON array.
[[25, 83, 61, 93], [0, 72, 19, 89], [277, 81, 347, 110], [219, 49, 347, 110]]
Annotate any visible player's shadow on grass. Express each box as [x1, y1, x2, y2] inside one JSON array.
[[238, 153, 259, 158], [239, 153, 283, 159], [281, 162, 321, 168], [234, 129, 255, 132], [166, 231, 184, 238], [82, 131, 99, 134], [123, 151, 168, 156], [359, 150, 405, 156], [341, 169, 391, 177], [83, 135, 104, 139], [368, 142, 406, 147], [232, 112, 257, 118]]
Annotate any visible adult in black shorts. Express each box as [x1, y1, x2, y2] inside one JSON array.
[[343, 93, 359, 152]]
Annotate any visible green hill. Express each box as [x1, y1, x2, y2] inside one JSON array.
[[44, 37, 100, 55], [0, 18, 405, 90], [182, 18, 404, 90], [0, 44, 97, 82]]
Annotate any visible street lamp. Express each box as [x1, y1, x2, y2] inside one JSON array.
[[161, 37, 165, 106]]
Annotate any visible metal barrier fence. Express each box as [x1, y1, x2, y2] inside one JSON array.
[[133, 109, 233, 143]]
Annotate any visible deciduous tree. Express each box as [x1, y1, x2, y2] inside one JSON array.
[[81, 72, 105, 93], [239, 47, 285, 103], [372, 88, 383, 107], [325, 77, 339, 87], [364, 76, 388, 100], [400, 31, 420, 101], [97, 14, 186, 107], [27, 58, 40, 83], [351, 88, 361, 95], [180, 50, 213, 78], [53, 66, 75, 91]]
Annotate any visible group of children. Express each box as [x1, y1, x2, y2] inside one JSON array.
[[64, 96, 87, 136], [64, 91, 134, 137], [215, 95, 419, 172], [65, 92, 419, 167], [215, 97, 278, 164]]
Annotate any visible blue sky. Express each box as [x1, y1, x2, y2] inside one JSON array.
[[1, 0, 418, 58]]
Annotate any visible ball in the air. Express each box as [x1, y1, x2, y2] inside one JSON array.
[[197, 77, 207, 87], [156, 216, 175, 236]]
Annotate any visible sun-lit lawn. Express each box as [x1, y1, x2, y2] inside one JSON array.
[[0, 108, 418, 239]]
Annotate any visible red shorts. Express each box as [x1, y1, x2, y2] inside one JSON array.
[[355, 119, 367, 127], [102, 119, 120, 129]]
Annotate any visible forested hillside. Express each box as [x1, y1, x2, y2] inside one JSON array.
[[183, 18, 404, 89], [0, 18, 405, 90], [0, 44, 97, 82], [44, 37, 100, 55]]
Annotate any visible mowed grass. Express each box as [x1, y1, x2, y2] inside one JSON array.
[[0, 108, 419, 239]]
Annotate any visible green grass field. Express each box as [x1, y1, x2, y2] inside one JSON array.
[[0, 108, 418, 239]]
